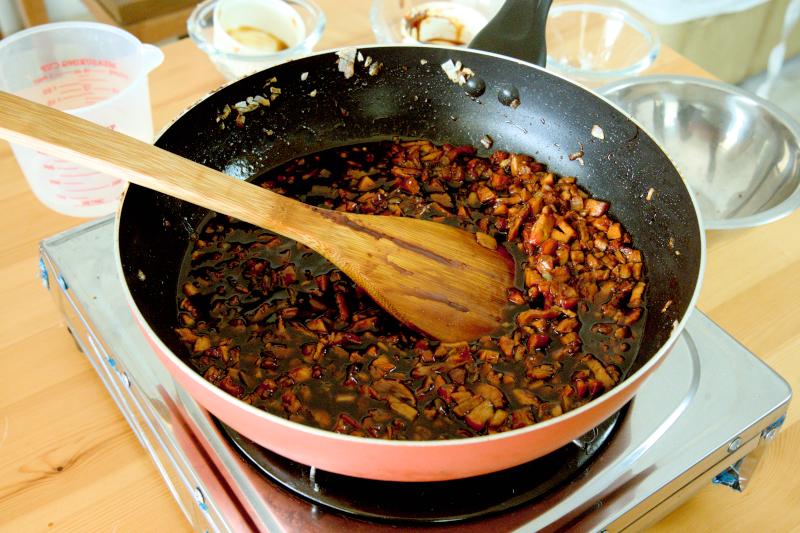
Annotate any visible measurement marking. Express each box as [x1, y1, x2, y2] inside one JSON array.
[[55, 94, 90, 102], [68, 184, 117, 192], [56, 88, 86, 95], [48, 179, 90, 185], [59, 95, 108, 104], [56, 89, 95, 100], [57, 79, 115, 86], [56, 94, 95, 102], [61, 171, 102, 177]]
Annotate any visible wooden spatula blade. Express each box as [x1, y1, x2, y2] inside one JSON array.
[[309, 213, 516, 341]]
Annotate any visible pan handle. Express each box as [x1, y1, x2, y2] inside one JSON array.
[[468, 0, 552, 67]]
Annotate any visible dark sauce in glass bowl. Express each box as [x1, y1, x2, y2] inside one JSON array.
[[174, 139, 646, 440]]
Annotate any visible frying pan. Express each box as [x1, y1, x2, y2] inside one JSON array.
[[116, 0, 704, 481]]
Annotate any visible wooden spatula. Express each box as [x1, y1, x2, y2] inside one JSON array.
[[0, 91, 515, 342]]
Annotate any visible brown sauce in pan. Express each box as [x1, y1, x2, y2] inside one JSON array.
[[174, 139, 646, 440]]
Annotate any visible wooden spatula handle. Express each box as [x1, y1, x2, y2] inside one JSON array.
[[0, 91, 516, 342], [0, 91, 327, 242]]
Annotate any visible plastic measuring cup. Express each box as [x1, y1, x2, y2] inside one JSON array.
[[0, 22, 164, 217]]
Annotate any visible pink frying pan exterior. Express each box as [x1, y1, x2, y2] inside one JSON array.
[[136, 314, 673, 482]]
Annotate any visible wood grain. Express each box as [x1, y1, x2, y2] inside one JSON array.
[[0, 0, 798, 531]]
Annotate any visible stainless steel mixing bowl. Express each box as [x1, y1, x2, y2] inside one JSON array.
[[599, 75, 800, 229]]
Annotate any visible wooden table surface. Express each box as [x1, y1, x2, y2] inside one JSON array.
[[1, 2, 798, 531]]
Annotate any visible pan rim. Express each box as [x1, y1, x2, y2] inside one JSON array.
[[114, 43, 707, 449]]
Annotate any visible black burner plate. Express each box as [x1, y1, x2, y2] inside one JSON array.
[[218, 410, 622, 524]]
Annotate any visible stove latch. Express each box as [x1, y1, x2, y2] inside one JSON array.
[[38, 256, 50, 290], [192, 486, 209, 512], [761, 415, 785, 442], [712, 415, 785, 492]]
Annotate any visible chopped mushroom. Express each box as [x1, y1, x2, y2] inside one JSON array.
[[175, 139, 647, 440]]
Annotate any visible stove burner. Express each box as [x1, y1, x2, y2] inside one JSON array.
[[219, 410, 623, 523]]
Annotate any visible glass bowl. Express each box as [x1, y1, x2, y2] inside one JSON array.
[[370, 0, 501, 46], [187, 0, 325, 81], [546, 3, 659, 87]]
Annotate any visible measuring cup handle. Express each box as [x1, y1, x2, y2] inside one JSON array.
[[142, 44, 165, 73]]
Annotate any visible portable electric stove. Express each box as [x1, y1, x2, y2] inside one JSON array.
[[39, 217, 791, 532]]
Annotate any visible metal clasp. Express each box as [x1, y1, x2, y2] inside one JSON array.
[[38, 256, 50, 290]]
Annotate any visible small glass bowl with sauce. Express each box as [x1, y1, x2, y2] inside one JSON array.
[[188, 0, 326, 81], [370, 0, 501, 47]]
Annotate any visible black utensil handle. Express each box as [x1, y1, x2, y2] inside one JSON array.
[[468, 0, 552, 67]]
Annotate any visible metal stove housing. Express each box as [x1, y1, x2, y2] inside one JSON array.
[[39, 217, 791, 532]]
